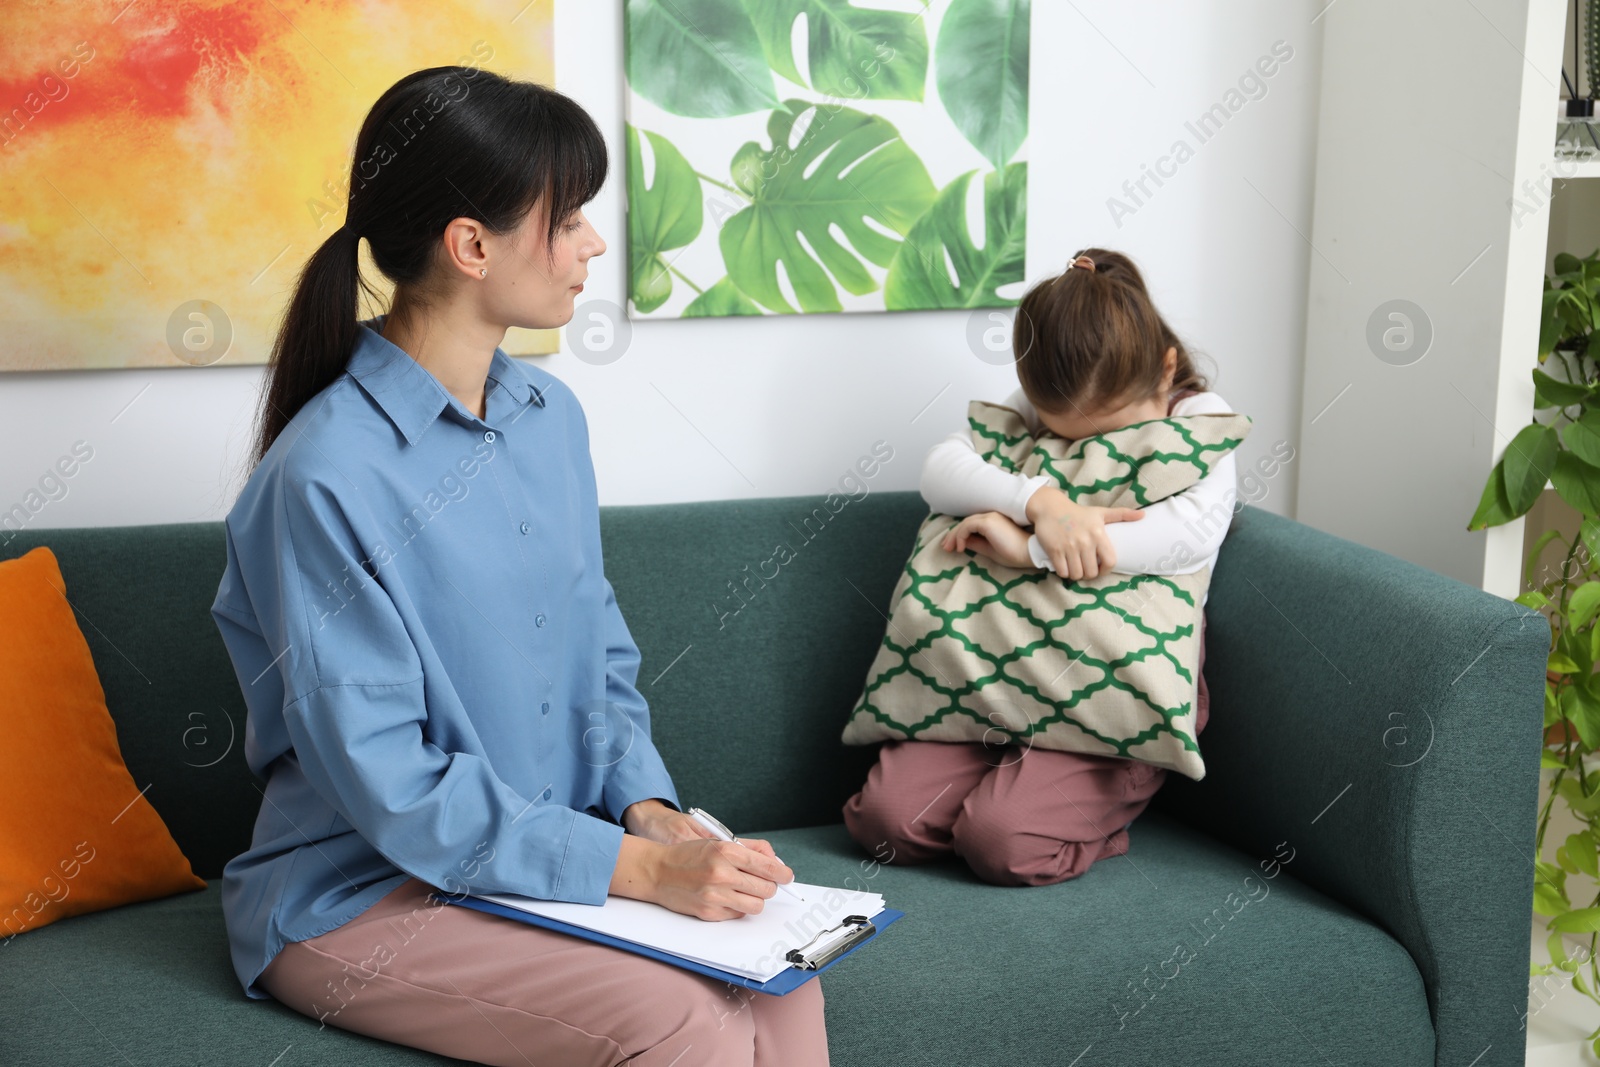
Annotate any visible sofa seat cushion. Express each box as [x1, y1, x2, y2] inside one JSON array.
[[3, 815, 1434, 1067], [773, 815, 1435, 1066]]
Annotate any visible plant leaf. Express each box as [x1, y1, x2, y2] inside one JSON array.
[[1553, 451, 1600, 515], [1566, 408, 1600, 468], [1525, 528, 1563, 587], [1562, 683, 1600, 750], [1535, 367, 1590, 408], [1541, 287, 1567, 358], [1545, 750, 1572, 768], [627, 126, 704, 314], [1551, 907, 1600, 933], [743, 0, 929, 101], [884, 163, 1027, 310], [1558, 292, 1591, 337], [1537, 880, 1572, 915], [1564, 624, 1594, 673], [625, 0, 778, 117], [1552, 652, 1583, 673], [1584, 517, 1600, 566], [1572, 582, 1600, 630], [1517, 590, 1551, 610], [1503, 423, 1558, 514], [720, 99, 936, 313], [935, 0, 1031, 168], [682, 276, 764, 317], [1570, 831, 1600, 879], [1551, 929, 1575, 970], [1467, 459, 1515, 530]]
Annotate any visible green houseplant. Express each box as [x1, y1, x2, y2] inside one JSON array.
[[1471, 248, 1600, 1043]]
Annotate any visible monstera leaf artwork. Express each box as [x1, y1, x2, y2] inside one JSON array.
[[745, 0, 930, 102], [623, 0, 1032, 318], [721, 101, 937, 314]]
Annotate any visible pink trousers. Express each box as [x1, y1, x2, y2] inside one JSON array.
[[844, 623, 1209, 887], [257, 876, 829, 1067]]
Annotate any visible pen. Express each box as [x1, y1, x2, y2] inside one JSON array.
[[686, 807, 808, 903]]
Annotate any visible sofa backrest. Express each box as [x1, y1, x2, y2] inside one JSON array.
[[0, 492, 927, 878], [6, 495, 1523, 895]]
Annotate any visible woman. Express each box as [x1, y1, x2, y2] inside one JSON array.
[[209, 66, 829, 1066]]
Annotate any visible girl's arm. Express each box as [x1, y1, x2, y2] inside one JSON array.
[[919, 386, 1053, 522], [1025, 391, 1241, 576]]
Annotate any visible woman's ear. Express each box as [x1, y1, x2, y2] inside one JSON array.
[[1161, 346, 1177, 389]]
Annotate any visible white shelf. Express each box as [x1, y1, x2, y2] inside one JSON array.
[[1557, 158, 1600, 178]]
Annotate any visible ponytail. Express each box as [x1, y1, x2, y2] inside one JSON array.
[[247, 66, 608, 470], [251, 225, 365, 468]]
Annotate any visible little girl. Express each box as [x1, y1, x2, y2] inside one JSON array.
[[842, 248, 1237, 887]]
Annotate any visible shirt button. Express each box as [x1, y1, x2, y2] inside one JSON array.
[[540, 701, 550, 715], [542, 788, 553, 800], [519, 521, 530, 535], [483, 430, 496, 443], [535, 613, 546, 627]]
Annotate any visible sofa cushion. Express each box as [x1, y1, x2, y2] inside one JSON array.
[[840, 403, 1252, 779], [0, 546, 207, 942], [1, 814, 1433, 1067]]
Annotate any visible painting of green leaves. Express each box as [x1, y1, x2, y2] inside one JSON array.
[[623, 0, 1030, 318]]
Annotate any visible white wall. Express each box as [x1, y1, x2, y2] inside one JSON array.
[[1293, 0, 1562, 595], [0, 0, 1322, 532]]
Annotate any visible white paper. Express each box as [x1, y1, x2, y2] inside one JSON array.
[[474, 882, 887, 982]]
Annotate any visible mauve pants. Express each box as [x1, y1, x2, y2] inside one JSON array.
[[257, 876, 830, 1067], [844, 620, 1209, 886]]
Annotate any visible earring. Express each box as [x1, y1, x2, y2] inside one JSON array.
[[479, 268, 487, 277]]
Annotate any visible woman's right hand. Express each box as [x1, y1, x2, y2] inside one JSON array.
[[610, 835, 793, 920], [1025, 485, 1144, 580]]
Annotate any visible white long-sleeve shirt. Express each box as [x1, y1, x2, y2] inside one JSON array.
[[919, 388, 1240, 576]]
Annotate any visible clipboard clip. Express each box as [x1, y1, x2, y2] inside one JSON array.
[[785, 914, 875, 971]]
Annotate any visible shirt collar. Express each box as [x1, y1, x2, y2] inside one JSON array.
[[347, 316, 546, 447]]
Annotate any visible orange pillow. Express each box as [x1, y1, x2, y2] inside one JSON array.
[[0, 546, 206, 940]]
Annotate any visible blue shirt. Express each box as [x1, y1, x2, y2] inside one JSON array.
[[210, 316, 680, 1000]]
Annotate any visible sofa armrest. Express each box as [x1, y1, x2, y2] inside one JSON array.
[[1156, 507, 1545, 1067]]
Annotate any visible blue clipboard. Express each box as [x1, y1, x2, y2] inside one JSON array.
[[435, 891, 904, 996]]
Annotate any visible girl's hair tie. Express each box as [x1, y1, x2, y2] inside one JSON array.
[[1067, 253, 1097, 273]]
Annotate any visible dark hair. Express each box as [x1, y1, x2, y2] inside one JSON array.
[[1014, 247, 1208, 414], [249, 66, 607, 468]]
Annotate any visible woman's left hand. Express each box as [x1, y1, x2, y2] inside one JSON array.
[[621, 799, 781, 859]]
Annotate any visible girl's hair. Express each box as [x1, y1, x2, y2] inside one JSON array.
[[249, 66, 607, 469], [1014, 247, 1208, 413]]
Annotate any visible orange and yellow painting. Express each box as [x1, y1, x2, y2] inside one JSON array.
[[0, 0, 559, 372]]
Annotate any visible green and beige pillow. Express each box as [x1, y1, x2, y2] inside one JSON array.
[[841, 401, 1251, 780]]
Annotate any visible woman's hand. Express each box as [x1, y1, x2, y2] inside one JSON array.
[[941, 511, 1034, 570], [609, 835, 795, 921], [649, 839, 795, 920], [621, 798, 709, 845], [1024, 486, 1144, 580]]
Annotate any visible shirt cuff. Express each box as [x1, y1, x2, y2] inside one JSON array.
[[551, 810, 626, 904], [601, 740, 681, 825], [1010, 474, 1056, 526], [1027, 534, 1051, 570]]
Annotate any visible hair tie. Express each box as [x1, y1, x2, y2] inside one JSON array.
[[1067, 254, 1096, 273]]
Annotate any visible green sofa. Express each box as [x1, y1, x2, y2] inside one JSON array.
[[2, 492, 1545, 1066]]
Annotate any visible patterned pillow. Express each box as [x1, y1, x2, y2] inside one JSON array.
[[841, 401, 1251, 779]]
